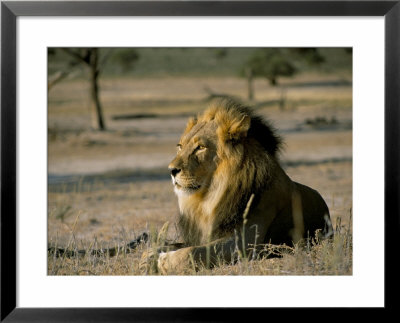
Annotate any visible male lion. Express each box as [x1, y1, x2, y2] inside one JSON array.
[[156, 99, 332, 273]]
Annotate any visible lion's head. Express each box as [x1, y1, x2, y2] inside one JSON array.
[[169, 99, 282, 245], [168, 115, 219, 197]]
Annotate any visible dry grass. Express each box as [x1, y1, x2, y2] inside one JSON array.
[[48, 215, 352, 276]]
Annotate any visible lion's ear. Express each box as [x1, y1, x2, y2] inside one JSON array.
[[227, 115, 251, 141]]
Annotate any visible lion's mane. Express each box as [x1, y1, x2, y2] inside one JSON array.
[[177, 99, 284, 246]]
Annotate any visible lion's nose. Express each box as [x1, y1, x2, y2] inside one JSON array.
[[169, 167, 181, 177]]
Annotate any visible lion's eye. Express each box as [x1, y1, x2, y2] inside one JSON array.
[[196, 145, 206, 152], [177, 144, 182, 152]]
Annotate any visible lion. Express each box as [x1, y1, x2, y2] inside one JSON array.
[[155, 98, 332, 274]]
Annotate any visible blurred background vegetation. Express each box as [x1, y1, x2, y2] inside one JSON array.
[[48, 47, 352, 131], [49, 47, 351, 77]]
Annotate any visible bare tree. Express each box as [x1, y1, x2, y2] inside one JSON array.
[[241, 48, 325, 101], [48, 48, 139, 131], [59, 48, 105, 130]]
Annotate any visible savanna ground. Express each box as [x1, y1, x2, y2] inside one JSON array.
[[48, 69, 352, 275]]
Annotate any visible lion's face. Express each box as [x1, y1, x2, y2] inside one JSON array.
[[168, 120, 219, 196]]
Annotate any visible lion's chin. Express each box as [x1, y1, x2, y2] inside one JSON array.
[[174, 184, 201, 196]]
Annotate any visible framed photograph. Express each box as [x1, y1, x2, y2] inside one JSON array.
[[1, 1, 398, 321]]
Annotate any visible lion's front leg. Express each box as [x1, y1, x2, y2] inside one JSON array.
[[156, 237, 238, 274], [156, 224, 270, 274]]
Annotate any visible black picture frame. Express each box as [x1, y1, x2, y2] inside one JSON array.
[[1, 1, 398, 321]]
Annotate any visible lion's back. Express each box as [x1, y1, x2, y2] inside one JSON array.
[[264, 182, 332, 245]]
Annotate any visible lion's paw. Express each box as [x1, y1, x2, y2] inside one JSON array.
[[139, 249, 159, 274], [157, 248, 194, 275]]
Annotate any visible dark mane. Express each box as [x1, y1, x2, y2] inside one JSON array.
[[217, 98, 282, 157]]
